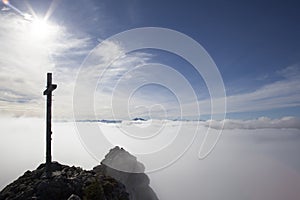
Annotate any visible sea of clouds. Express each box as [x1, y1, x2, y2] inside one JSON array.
[[0, 117, 300, 200]]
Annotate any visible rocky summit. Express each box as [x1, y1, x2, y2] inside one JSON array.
[[0, 147, 158, 200], [95, 146, 158, 200], [0, 161, 129, 200]]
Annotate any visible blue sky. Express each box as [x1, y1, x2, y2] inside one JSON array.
[[0, 0, 300, 120]]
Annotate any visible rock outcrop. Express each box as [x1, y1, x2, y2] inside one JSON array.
[[93, 146, 158, 200], [0, 146, 159, 200], [0, 162, 129, 200]]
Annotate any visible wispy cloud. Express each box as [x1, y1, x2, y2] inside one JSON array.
[[0, 13, 91, 117], [0, 12, 156, 119], [74, 60, 300, 120], [189, 64, 300, 117], [1, 12, 299, 120], [226, 65, 300, 113]]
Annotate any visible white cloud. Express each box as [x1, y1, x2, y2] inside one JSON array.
[[0, 12, 299, 120], [276, 64, 300, 79], [226, 73, 300, 113], [200, 116, 300, 130], [89, 62, 300, 120], [1, 7, 10, 11], [225, 65, 300, 113], [179, 64, 300, 117], [0, 13, 90, 117]]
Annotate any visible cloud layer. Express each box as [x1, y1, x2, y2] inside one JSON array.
[[1, 117, 300, 199], [200, 116, 300, 130]]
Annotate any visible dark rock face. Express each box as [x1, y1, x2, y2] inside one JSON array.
[[0, 162, 129, 200], [93, 146, 159, 200]]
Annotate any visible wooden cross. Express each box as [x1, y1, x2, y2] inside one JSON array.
[[43, 73, 57, 178]]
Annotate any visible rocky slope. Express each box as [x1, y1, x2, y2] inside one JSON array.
[[0, 161, 129, 200], [0, 147, 158, 200]]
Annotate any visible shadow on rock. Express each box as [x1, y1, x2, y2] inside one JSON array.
[[93, 146, 159, 200]]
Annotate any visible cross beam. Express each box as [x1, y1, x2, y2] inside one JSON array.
[[43, 73, 57, 178]]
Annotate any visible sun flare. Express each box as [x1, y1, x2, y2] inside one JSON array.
[[28, 17, 59, 41], [30, 18, 52, 38], [2, 0, 9, 5]]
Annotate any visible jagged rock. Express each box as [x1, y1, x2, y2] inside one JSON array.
[[0, 146, 158, 200], [0, 162, 129, 200], [100, 146, 145, 173], [94, 146, 159, 200]]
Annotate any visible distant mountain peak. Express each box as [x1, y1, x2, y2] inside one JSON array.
[[132, 117, 146, 121]]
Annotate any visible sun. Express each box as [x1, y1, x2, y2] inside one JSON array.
[[29, 18, 58, 40], [1, 0, 59, 40], [30, 18, 51, 37]]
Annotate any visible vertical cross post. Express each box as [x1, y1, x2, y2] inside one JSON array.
[[43, 73, 57, 178]]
